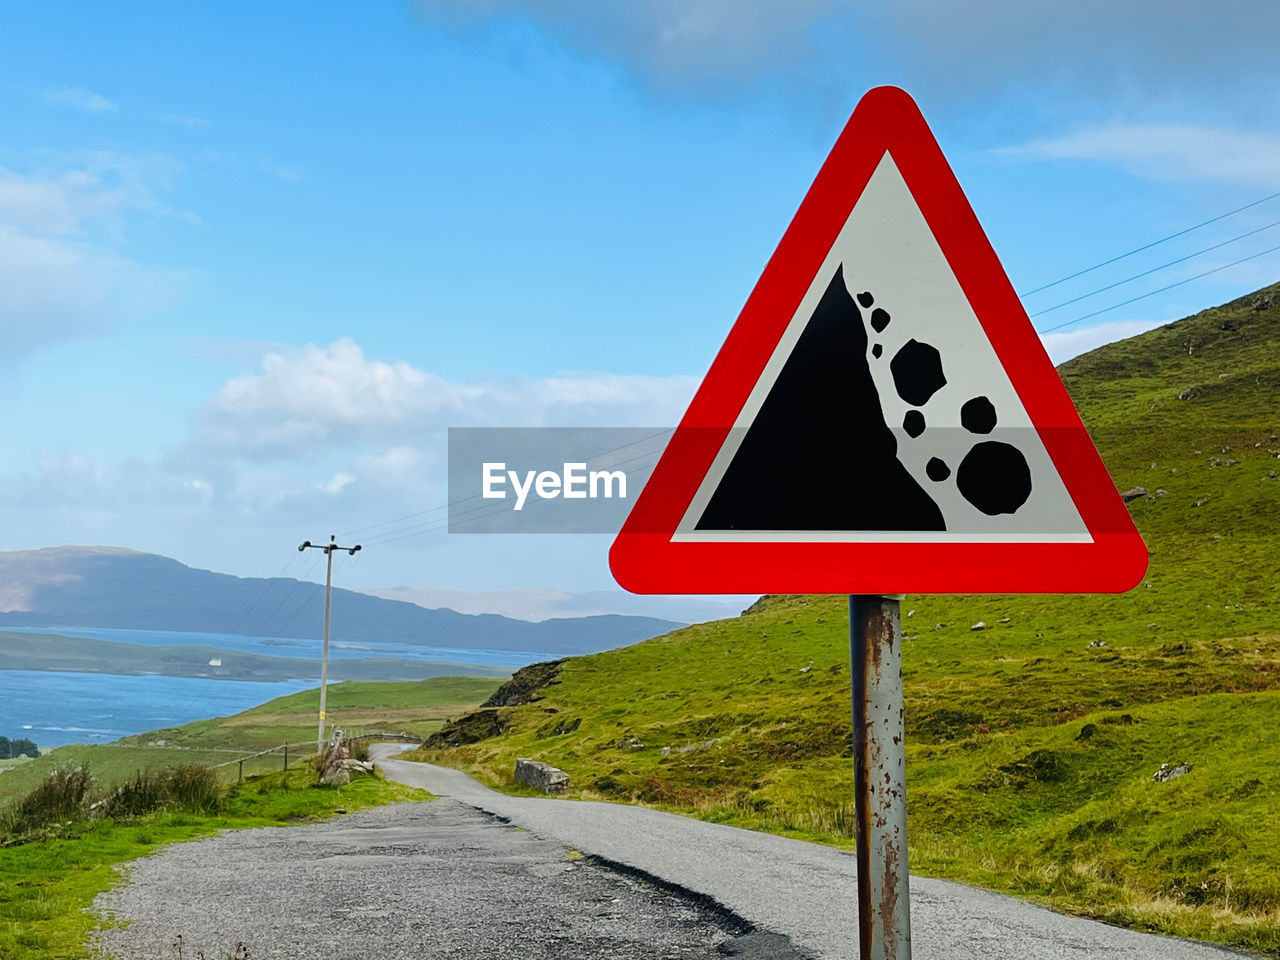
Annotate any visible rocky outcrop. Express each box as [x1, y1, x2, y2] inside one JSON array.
[[320, 732, 374, 785], [425, 659, 570, 749], [424, 708, 507, 748], [514, 758, 569, 794], [482, 659, 567, 707]]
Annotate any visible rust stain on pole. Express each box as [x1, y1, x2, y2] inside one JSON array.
[[850, 595, 912, 960]]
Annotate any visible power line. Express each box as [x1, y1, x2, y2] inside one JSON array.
[[251, 554, 324, 635], [228, 552, 304, 635], [1020, 189, 1280, 297], [1029, 216, 1280, 318], [267, 577, 326, 638], [1039, 241, 1280, 333]]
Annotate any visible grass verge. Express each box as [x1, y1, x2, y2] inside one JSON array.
[[1, 675, 501, 805], [0, 767, 428, 960]]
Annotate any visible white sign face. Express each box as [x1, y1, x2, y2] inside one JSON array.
[[677, 153, 1090, 543]]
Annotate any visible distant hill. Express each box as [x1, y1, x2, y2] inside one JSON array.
[[0, 629, 510, 682], [0, 547, 679, 655], [360, 585, 750, 624], [413, 283, 1280, 955]]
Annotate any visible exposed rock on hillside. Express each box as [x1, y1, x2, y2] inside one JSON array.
[[482, 659, 567, 707], [425, 709, 507, 747]]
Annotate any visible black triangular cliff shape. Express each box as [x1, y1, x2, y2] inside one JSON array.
[[697, 265, 945, 531]]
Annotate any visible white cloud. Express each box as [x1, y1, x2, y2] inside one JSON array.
[[321, 473, 355, 494], [0, 227, 173, 354], [352, 446, 436, 492], [1004, 125, 1280, 188], [418, 0, 850, 87], [418, 0, 1280, 111], [191, 338, 697, 460], [0, 153, 177, 236], [878, 1, 1280, 97], [45, 87, 117, 112], [0, 451, 208, 510], [1039, 318, 1167, 365], [0, 154, 188, 357]]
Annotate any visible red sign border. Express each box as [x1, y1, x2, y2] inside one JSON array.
[[609, 86, 1148, 595]]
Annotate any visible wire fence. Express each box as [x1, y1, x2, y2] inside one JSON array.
[[207, 740, 315, 781]]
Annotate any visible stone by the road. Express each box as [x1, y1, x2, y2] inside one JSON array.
[[515, 757, 570, 795]]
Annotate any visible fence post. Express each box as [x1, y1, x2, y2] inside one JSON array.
[[283, 744, 289, 771], [238, 759, 244, 783]]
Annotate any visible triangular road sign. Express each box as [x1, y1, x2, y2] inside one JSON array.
[[610, 86, 1147, 595]]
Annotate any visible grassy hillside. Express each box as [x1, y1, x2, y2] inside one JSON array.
[[0, 676, 500, 803], [409, 283, 1280, 955]]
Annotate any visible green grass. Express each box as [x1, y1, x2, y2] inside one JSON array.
[[406, 284, 1280, 955], [0, 768, 428, 960], [123, 674, 504, 750], [1, 675, 501, 804]]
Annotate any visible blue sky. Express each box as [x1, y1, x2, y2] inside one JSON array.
[[2, 1, 1278, 609]]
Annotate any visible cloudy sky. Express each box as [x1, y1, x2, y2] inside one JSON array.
[[1, 2, 1278, 601]]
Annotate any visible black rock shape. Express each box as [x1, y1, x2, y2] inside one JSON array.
[[890, 339, 946, 406], [961, 396, 997, 434], [870, 308, 891, 333], [872, 344, 883, 359], [903, 411, 925, 438], [696, 265, 945, 532], [857, 292, 874, 308], [926, 457, 950, 481], [956, 441, 1032, 515]]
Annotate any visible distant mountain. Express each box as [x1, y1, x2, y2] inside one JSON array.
[[0, 629, 509, 682], [0, 547, 680, 656], [360, 585, 752, 623]]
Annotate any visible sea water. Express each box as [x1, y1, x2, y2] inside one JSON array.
[[2, 625, 557, 668], [0, 626, 548, 749], [0, 670, 315, 749]]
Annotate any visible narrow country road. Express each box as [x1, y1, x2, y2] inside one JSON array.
[[94, 798, 799, 959], [372, 745, 1252, 960]]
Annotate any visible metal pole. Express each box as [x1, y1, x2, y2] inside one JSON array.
[[317, 542, 334, 755], [297, 535, 362, 756], [850, 595, 911, 960]]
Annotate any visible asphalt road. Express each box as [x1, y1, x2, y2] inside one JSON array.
[[372, 745, 1252, 960], [94, 799, 802, 959]]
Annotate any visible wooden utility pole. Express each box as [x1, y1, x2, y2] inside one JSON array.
[[299, 535, 362, 754]]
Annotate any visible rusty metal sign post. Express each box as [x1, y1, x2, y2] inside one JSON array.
[[850, 595, 911, 960]]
